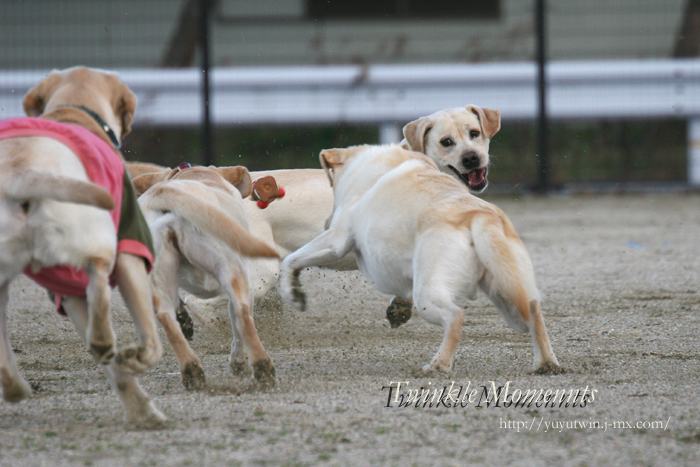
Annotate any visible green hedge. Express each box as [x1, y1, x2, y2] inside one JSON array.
[[122, 119, 687, 185]]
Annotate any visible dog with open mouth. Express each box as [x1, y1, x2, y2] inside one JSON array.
[[127, 105, 501, 333], [379, 105, 502, 327], [401, 105, 500, 194], [279, 144, 561, 374]]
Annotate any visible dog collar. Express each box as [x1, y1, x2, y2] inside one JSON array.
[[62, 105, 122, 148]]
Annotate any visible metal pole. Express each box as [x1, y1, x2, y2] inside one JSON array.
[[535, 0, 548, 192], [200, 0, 213, 166], [688, 117, 700, 186]]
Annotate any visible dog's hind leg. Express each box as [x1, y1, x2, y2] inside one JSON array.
[[413, 280, 464, 373], [85, 256, 117, 365], [226, 285, 251, 378], [527, 300, 560, 373], [151, 240, 205, 390], [113, 252, 163, 375], [228, 313, 251, 378], [473, 217, 560, 372], [225, 272, 275, 386], [412, 230, 478, 373], [62, 295, 166, 425], [480, 280, 559, 372], [0, 282, 32, 403]]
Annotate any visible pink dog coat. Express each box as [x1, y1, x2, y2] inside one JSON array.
[[0, 117, 153, 311]]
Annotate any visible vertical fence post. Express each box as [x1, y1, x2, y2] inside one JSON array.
[[535, 0, 549, 192], [689, 117, 700, 186], [200, 0, 213, 166], [379, 123, 402, 145]]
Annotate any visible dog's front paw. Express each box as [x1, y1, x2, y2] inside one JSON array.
[[176, 298, 195, 341], [252, 359, 276, 388], [0, 370, 32, 403], [125, 401, 169, 428], [87, 313, 117, 365], [115, 343, 162, 375], [386, 297, 412, 328], [422, 361, 452, 375], [289, 287, 306, 312], [280, 269, 306, 312], [533, 361, 566, 375], [229, 358, 252, 377], [181, 361, 206, 390], [88, 342, 116, 365]]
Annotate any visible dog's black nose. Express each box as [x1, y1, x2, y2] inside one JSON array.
[[461, 152, 481, 170]]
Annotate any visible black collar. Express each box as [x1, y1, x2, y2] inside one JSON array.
[[61, 105, 121, 148]]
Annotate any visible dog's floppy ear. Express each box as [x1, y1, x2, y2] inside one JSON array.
[[467, 105, 501, 139], [115, 81, 137, 139], [319, 148, 346, 187], [216, 166, 253, 197], [23, 71, 62, 117], [125, 161, 169, 179], [402, 116, 433, 153], [131, 169, 171, 195]]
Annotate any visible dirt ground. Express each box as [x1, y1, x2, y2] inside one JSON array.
[[1, 193, 699, 467]]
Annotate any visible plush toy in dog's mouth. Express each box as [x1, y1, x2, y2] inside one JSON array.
[[448, 165, 488, 193]]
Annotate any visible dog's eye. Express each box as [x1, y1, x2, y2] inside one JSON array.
[[20, 200, 31, 214], [470, 130, 480, 139], [440, 138, 453, 147]]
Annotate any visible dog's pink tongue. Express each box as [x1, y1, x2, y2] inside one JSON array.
[[468, 168, 486, 186]]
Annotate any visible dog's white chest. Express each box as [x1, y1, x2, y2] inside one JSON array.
[[354, 245, 414, 298]]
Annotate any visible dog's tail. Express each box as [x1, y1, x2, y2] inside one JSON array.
[[470, 210, 533, 334], [4, 169, 115, 210], [141, 183, 279, 259]]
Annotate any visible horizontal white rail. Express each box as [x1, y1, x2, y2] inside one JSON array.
[[2, 59, 700, 126]]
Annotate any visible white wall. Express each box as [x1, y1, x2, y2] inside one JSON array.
[[0, 0, 690, 70], [212, 0, 687, 66]]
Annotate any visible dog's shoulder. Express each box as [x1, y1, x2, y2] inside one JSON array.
[[346, 144, 435, 174]]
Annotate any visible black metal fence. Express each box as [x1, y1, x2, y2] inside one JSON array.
[[0, 0, 695, 190]]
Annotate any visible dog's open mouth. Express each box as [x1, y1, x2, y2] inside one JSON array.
[[448, 165, 488, 193]]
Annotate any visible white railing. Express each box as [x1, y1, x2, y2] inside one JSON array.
[[2, 59, 700, 183]]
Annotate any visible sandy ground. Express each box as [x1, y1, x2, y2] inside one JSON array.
[[1, 193, 699, 467]]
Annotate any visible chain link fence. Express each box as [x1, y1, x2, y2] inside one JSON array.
[[0, 0, 696, 189]]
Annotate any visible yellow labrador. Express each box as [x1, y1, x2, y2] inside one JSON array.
[[401, 105, 501, 194], [127, 105, 501, 326], [280, 144, 560, 374], [0, 67, 164, 424], [246, 105, 501, 300], [126, 163, 355, 301], [133, 165, 280, 389]]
